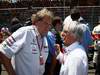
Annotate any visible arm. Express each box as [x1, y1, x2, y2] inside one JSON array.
[[0, 52, 16, 75], [55, 44, 64, 64], [0, 28, 26, 75]]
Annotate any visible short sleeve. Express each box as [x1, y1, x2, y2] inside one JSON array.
[[0, 28, 27, 58]]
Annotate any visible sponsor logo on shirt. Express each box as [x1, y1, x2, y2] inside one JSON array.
[[32, 48, 38, 54], [5, 36, 16, 46]]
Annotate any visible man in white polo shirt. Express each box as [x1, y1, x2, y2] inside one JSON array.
[[0, 8, 53, 75], [55, 19, 88, 75]]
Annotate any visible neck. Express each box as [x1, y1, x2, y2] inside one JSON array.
[[33, 25, 43, 38]]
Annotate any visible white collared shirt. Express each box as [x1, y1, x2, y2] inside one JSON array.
[[57, 42, 88, 75], [0, 25, 49, 75]]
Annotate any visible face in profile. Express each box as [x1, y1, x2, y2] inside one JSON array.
[[61, 31, 71, 46], [38, 16, 52, 36]]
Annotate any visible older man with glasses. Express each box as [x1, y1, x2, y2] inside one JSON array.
[[0, 8, 53, 75]]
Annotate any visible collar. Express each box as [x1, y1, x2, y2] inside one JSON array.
[[32, 25, 41, 37], [64, 41, 79, 54]]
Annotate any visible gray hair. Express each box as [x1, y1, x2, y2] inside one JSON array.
[[63, 21, 84, 41]]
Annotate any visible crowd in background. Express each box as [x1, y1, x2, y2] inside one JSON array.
[[0, 7, 100, 75]]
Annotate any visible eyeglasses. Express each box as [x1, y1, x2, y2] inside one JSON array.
[[42, 20, 51, 26], [42, 20, 52, 29]]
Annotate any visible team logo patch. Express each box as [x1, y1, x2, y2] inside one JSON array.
[[1, 41, 8, 50], [2, 43, 7, 48], [32, 48, 38, 54]]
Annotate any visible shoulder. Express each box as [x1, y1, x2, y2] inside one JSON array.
[[11, 26, 35, 37], [72, 45, 87, 58], [17, 25, 34, 32]]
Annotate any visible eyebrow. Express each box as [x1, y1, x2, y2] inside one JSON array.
[[43, 20, 51, 25]]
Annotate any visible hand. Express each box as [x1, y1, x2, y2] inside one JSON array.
[[54, 44, 60, 55]]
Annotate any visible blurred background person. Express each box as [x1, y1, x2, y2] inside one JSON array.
[[0, 32, 3, 75], [24, 18, 32, 26], [51, 16, 63, 75], [44, 16, 63, 75], [1, 26, 11, 40], [92, 23, 100, 75], [9, 17, 23, 33]]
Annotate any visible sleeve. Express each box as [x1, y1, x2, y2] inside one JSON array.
[[47, 31, 56, 55], [0, 28, 27, 58], [67, 57, 85, 75]]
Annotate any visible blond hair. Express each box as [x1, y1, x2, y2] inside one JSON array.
[[31, 14, 36, 24], [31, 8, 53, 24]]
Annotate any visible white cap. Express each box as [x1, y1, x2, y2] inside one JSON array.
[[93, 24, 100, 34]]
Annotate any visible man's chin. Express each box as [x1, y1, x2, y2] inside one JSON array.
[[63, 43, 69, 47], [42, 33, 47, 37]]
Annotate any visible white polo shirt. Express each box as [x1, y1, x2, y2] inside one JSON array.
[[57, 42, 88, 75], [0, 25, 49, 75]]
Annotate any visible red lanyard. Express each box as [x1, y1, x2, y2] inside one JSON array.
[[36, 35, 45, 65], [33, 26, 44, 65], [36, 35, 44, 56]]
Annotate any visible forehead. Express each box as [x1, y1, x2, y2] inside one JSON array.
[[43, 15, 51, 20], [42, 16, 52, 25]]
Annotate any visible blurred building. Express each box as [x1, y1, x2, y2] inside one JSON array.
[[0, 0, 99, 8]]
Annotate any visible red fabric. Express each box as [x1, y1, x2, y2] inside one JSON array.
[[61, 48, 64, 53], [92, 34, 100, 40]]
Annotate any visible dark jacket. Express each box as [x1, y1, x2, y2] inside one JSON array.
[[9, 23, 23, 33]]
